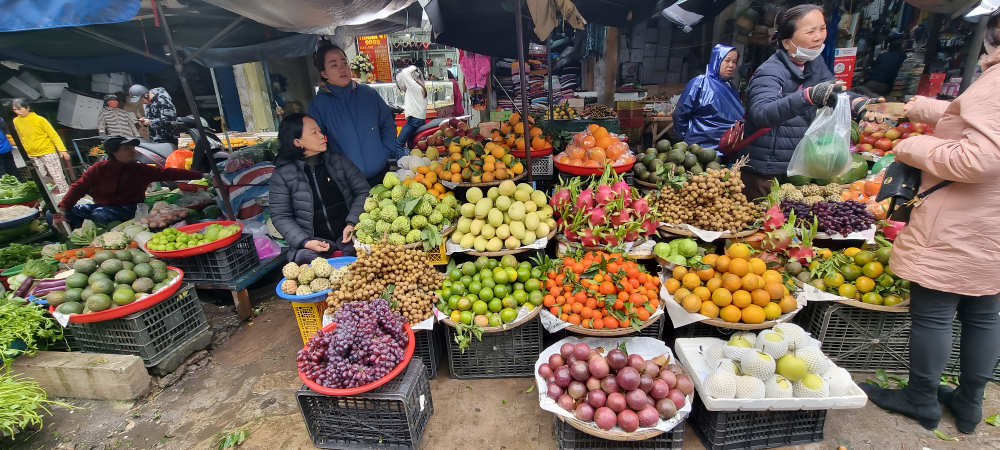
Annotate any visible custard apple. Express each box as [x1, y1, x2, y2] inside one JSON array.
[[428, 210, 444, 225], [364, 197, 378, 212], [280, 279, 299, 294], [295, 285, 315, 296], [311, 258, 333, 278], [390, 184, 406, 201], [375, 220, 391, 235], [443, 194, 459, 209], [411, 215, 428, 230], [378, 198, 396, 209], [405, 229, 422, 243], [359, 212, 371, 223], [391, 216, 410, 234], [309, 277, 331, 291], [380, 206, 398, 222], [281, 262, 301, 280], [416, 200, 434, 217], [408, 183, 427, 198], [388, 233, 406, 245], [297, 267, 316, 284], [382, 172, 401, 189]]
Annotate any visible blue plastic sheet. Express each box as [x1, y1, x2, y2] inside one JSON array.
[[672, 44, 745, 150], [0, 0, 141, 32]]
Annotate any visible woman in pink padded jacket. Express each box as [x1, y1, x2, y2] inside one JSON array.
[[859, 8, 1000, 436]]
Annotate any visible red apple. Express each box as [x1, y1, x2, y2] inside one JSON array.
[[891, 139, 901, 148], [861, 136, 877, 146], [863, 123, 880, 134], [900, 133, 911, 140], [878, 122, 891, 131], [912, 123, 926, 133], [885, 128, 902, 140], [909, 132, 922, 137], [437, 145, 446, 153], [871, 131, 886, 139], [876, 138, 893, 151], [857, 143, 874, 153], [872, 148, 885, 157], [898, 122, 914, 132]]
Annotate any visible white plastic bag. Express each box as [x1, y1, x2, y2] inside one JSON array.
[[787, 93, 853, 179]]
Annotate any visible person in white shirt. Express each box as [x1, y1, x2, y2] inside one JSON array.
[[394, 66, 427, 157]]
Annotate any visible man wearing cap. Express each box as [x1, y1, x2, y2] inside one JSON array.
[[51, 136, 202, 228], [125, 85, 149, 140], [97, 94, 138, 138], [137, 87, 179, 146]]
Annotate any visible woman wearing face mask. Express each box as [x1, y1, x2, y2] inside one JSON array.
[[269, 113, 370, 263], [736, 4, 881, 201], [857, 7, 1000, 436], [672, 44, 744, 152], [307, 44, 398, 188], [97, 94, 138, 138]]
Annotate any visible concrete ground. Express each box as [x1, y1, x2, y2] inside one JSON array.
[[4, 280, 1000, 450]]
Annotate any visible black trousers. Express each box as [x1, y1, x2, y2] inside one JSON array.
[[365, 163, 390, 190], [906, 283, 1000, 412]]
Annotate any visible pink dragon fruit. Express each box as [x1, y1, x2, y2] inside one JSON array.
[[609, 211, 629, 227], [550, 186, 573, 211], [786, 217, 818, 264], [641, 218, 658, 237], [595, 184, 615, 207], [762, 204, 786, 232], [611, 179, 630, 200], [579, 228, 600, 247], [881, 219, 905, 241], [756, 251, 783, 267], [624, 229, 639, 243], [762, 210, 796, 253], [589, 206, 609, 227], [603, 230, 622, 246], [631, 197, 651, 217], [576, 188, 595, 211]]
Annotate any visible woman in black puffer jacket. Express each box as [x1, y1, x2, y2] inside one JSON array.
[[269, 113, 370, 262], [737, 4, 880, 201]]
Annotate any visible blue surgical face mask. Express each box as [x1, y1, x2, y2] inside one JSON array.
[[790, 43, 825, 62]]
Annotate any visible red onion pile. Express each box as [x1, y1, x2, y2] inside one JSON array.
[[540, 342, 692, 432]]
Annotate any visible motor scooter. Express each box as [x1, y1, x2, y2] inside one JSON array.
[[133, 116, 230, 168]]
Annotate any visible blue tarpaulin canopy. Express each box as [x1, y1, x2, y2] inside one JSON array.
[[0, 0, 142, 32]]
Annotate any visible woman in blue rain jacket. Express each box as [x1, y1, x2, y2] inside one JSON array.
[[672, 44, 743, 150]]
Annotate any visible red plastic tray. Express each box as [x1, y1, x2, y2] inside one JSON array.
[[49, 267, 184, 323], [553, 158, 636, 176], [511, 147, 554, 158], [299, 322, 415, 396], [144, 220, 243, 258]]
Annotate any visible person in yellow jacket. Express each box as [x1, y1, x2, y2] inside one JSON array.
[[11, 98, 70, 195]]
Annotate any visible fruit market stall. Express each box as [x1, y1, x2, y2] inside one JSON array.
[[447, 181, 555, 256]]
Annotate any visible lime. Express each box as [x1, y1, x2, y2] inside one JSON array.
[[450, 284, 466, 297], [456, 297, 472, 311], [460, 310, 474, 325], [479, 287, 494, 302], [822, 272, 845, 288], [488, 259, 499, 269], [501, 255, 518, 268], [505, 267, 518, 284], [898, 279, 911, 290], [442, 280, 453, 290], [502, 295, 518, 309], [512, 282, 525, 292], [467, 293, 479, 303], [448, 295, 460, 310], [488, 314, 503, 327], [493, 268, 509, 284], [518, 261, 531, 271], [500, 308, 518, 323], [529, 290, 544, 306], [57, 302, 84, 314], [513, 289, 528, 305], [450, 268, 463, 281], [462, 262, 477, 276], [472, 274, 481, 284], [472, 300, 489, 315], [469, 281, 483, 295], [493, 284, 509, 299], [525, 278, 542, 292], [516, 267, 530, 282], [883, 294, 903, 306], [488, 298, 502, 312], [480, 268, 494, 280], [875, 247, 892, 265], [530, 268, 543, 279], [460, 275, 473, 287], [482, 278, 496, 290]]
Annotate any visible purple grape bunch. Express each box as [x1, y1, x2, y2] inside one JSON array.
[[811, 200, 875, 236], [779, 199, 813, 224], [296, 298, 409, 389]]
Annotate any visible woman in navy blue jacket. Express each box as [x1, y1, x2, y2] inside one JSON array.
[[736, 5, 880, 201]]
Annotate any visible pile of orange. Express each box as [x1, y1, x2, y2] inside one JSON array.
[[401, 173, 450, 199], [543, 251, 661, 330], [554, 124, 634, 168], [665, 243, 798, 324], [492, 112, 551, 152], [840, 171, 889, 219]]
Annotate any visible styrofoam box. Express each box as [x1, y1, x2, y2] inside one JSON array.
[[91, 80, 123, 94], [643, 43, 658, 58], [641, 61, 656, 82], [645, 26, 660, 43], [92, 73, 126, 85], [654, 56, 669, 71], [57, 89, 102, 130], [668, 57, 684, 72], [658, 26, 673, 46], [675, 337, 869, 412], [630, 49, 643, 63], [2, 77, 40, 100], [17, 72, 44, 93], [40, 83, 68, 99]]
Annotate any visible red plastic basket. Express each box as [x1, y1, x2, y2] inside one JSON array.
[[298, 322, 416, 396], [144, 221, 243, 258], [49, 267, 184, 323], [553, 158, 636, 176]]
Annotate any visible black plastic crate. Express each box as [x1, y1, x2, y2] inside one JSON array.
[[160, 234, 257, 283], [296, 358, 433, 450], [637, 315, 665, 340], [68, 283, 209, 367], [942, 317, 1000, 380], [689, 396, 826, 450], [445, 316, 542, 379], [413, 327, 444, 380], [555, 416, 684, 449], [800, 302, 912, 373]]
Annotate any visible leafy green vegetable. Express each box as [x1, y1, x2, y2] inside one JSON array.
[[0, 244, 40, 270], [933, 429, 957, 441], [22, 259, 55, 279], [0, 300, 64, 362], [12, 181, 38, 198], [0, 364, 72, 436]]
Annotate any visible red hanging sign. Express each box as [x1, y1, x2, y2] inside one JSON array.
[[833, 47, 858, 89], [357, 35, 391, 82]]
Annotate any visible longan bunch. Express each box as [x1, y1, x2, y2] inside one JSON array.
[[656, 167, 758, 232], [326, 245, 446, 324]]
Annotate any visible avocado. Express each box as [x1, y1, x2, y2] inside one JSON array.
[[690, 164, 705, 175], [72, 258, 98, 275], [696, 147, 717, 165], [46, 291, 66, 307], [152, 268, 167, 284], [57, 302, 84, 314], [80, 288, 94, 303], [132, 277, 155, 294], [91, 279, 115, 296], [121, 261, 134, 271], [88, 272, 110, 284], [114, 250, 132, 262], [682, 153, 699, 169], [93, 250, 116, 265], [655, 140, 672, 152], [165, 270, 180, 282], [115, 269, 137, 285], [666, 148, 686, 165], [100, 259, 123, 276], [64, 288, 83, 304], [149, 260, 167, 272], [672, 142, 689, 151], [86, 294, 111, 312], [638, 171, 651, 181], [134, 263, 153, 279], [66, 273, 90, 289], [706, 161, 723, 171], [130, 251, 151, 264], [689, 144, 702, 153]]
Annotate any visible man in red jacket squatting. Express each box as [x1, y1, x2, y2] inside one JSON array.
[[51, 136, 203, 229]]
